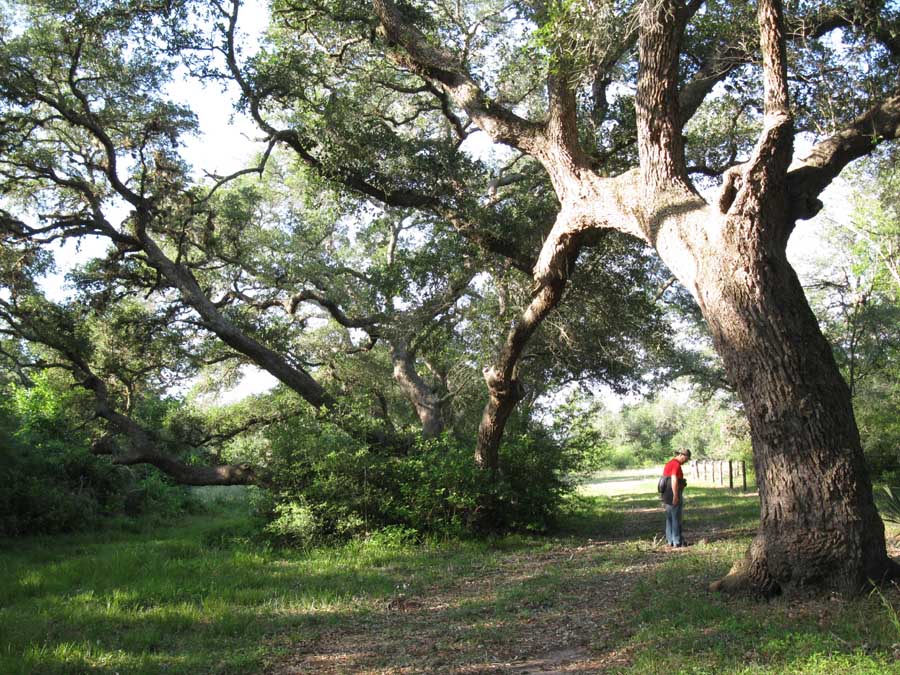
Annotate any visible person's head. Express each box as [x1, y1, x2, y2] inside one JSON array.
[[675, 448, 692, 464]]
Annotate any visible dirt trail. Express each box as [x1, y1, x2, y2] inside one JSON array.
[[267, 473, 752, 675], [269, 542, 664, 674]]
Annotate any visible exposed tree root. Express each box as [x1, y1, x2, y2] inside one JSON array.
[[709, 558, 780, 599], [711, 550, 900, 598]]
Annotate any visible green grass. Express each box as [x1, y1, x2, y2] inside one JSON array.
[[0, 507, 385, 673], [1, 481, 899, 674]]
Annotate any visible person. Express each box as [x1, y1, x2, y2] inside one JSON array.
[[661, 448, 691, 548]]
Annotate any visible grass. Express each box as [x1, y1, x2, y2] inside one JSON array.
[[1, 480, 899, 674]]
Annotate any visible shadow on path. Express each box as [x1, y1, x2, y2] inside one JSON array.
[[268, 481, 764, 674]]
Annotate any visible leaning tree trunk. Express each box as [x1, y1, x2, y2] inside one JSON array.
[[674, 210, 897, 595], [474, 219, 583, 476], [389, 340, 444, 438]]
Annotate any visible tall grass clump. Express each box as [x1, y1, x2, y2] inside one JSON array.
[[877, 485, 900, 525]]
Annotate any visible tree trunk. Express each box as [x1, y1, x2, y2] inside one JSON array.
[[389, 340, 444, 438], [370, 0, 900, 593], [474, 221, 583, 476], [474, 365, 525, 475], [670, 209, 897, 595]]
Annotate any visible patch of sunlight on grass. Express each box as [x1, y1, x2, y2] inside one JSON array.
[[16, 569, 45, 597], [577, 468, 660, 497], [2, 474, 898, 675]]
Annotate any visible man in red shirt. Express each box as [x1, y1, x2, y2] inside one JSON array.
[[662, 448, 692, 548]]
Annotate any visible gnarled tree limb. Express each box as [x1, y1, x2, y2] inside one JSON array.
[[371, 0, 546, 155], [787, 92, 900, 221]]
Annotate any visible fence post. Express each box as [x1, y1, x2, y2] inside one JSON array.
[[693, 459, 748, 491]]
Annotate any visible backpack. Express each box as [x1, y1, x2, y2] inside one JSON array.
[[657, 474, 670, 495]]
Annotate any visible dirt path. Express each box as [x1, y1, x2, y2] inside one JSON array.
[[263, 471, 900, 675], [269, 540, 666, 674], [266, 472, 741, 675]]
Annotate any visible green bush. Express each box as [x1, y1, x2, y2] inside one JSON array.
[[254, 416, 574, 545], [855, 382, 900, 483], [0, 377, 191, 536], [263, 498, 320, 546]]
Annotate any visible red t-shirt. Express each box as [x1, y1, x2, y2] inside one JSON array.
[[663, 458, 683, 480], [662, 458, 683, 504]]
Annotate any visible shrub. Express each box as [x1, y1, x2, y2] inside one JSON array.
[[263, 498, 319, 547], [0, 377, 191, 536], [856, 384, 900, 483], [254, 416, 575, 545]]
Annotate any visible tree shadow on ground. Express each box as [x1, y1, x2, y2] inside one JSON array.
[[267, 540, 674, 674], [5, 488, 898, 675], [267, 485, 900, 675]]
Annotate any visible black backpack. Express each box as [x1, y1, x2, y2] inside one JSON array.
[[657, 475, 670, 495]]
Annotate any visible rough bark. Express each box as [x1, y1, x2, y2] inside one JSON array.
[[474, 281, 558, 473], [787, 92, 900, 221], [636, 0, 690, 189], [475, 367, 524, 475], [684, 214, 896, 594], [640, 169, 899, 594], [473, 204, 588, 474], [636, 0, 894, 594]]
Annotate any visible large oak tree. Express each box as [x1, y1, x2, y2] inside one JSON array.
[[2, 0, 899, 595], [228, 0, 900, 594], [0, 0, 672, 504]]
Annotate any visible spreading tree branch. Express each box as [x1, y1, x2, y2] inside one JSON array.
[[371, 0, 546, 155], [0, 296, 261, 486], [787, 92, 900, 221], [636, 0, 692, 190]]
